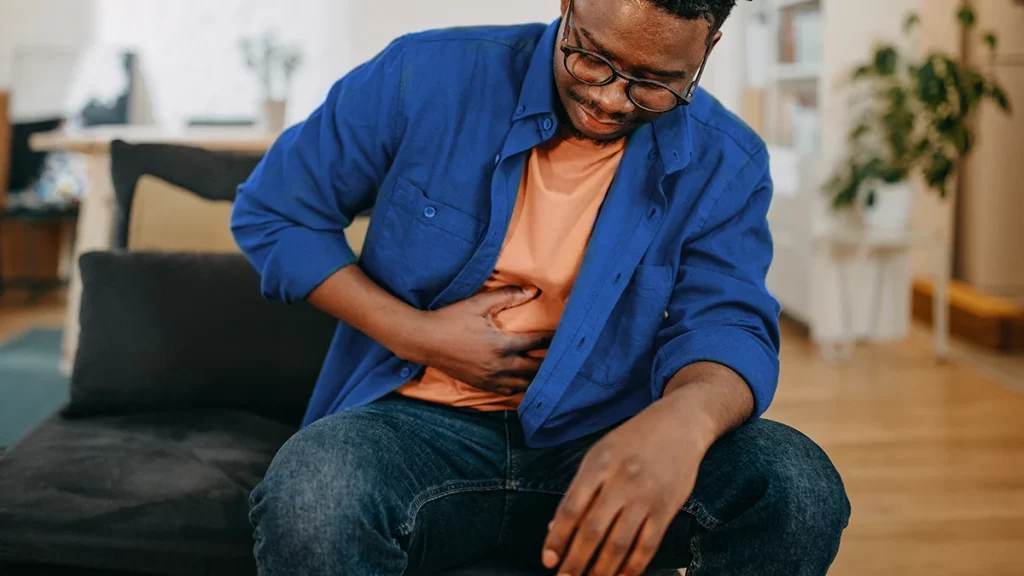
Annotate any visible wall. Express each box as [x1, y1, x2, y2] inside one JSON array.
[[0, 0, 97, 121], [92, 0, 351, 127], [958, 0, 1024, 302], [348, 1, 557, 68], [0, 0, 96, 87]]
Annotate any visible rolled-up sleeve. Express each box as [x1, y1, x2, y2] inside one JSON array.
[[651, 147, 782, 418], [231, 39, 406, 303]]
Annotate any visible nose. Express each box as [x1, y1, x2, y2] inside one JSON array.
[[591, 75, 635, 118]]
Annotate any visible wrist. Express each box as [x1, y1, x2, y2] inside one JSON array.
[[660, 389, 721, 452], [388, 307, 434, 364]]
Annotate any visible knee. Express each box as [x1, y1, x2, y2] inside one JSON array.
[[750, 421, 851, 542], [248, 415, 388, 557]]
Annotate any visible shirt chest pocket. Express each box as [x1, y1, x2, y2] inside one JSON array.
[[576, 264, 674, 389], [375, 179, 486, 300]]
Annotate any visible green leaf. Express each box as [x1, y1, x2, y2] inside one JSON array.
[[990, 84, 1011, 112], [963, 130, 974, 155], [983, 32, 998, 52], [904, 12, 920, 33], [924, 151, 955, 193], [851, 123, 870, 141], [874, 46, 899, 75], [957, 5, 976, 29]]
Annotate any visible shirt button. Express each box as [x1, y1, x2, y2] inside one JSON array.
[[423, 206, 437, 218], [542, 118, 553, 131], [516, 105, 526, 115], [400, 366, 412, 379], [648, 150, 658, 161]]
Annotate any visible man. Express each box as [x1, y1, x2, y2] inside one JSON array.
[[231, 0, 850, 574]]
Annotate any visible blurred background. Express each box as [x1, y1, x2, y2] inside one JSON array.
[[0, 1, 1022, 575]]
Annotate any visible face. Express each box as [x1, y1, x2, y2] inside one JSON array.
[[554, 0, 721, 143]]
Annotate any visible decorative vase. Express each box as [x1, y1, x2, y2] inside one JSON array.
[[262, 98, 287, 132]]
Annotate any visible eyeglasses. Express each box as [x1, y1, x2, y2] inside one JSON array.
[[559, 0, 714, 112]]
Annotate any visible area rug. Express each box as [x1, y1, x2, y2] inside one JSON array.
[[0, 328, 68, 449]]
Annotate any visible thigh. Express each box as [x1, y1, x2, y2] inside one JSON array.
[[496, 418, 847, 573], [497, 428, 698, 571], [249, 395, 514, 573]]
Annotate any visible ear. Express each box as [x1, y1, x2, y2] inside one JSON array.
[[710, 29, 724, 49]]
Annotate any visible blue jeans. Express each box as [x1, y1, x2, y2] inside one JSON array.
[[249, 395, 850, 575]]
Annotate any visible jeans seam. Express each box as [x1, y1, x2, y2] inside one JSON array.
[[496, 412, 515, 544], [688, 534, 703, 573], [511, 482, 570, 495], [397, 480, 507, 537], [681, 499, 721, 531]]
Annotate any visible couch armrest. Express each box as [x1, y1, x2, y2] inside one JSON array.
[[64, 250, 337, 427]]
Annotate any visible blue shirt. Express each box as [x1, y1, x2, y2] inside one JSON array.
[[231, 19, 781, 448]]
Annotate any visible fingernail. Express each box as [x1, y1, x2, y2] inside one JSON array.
[[542, 549, 558, 567]]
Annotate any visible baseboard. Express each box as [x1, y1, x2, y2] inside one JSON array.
[[912, 278, 1024, 351]]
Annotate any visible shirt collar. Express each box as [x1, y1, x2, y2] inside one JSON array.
[[513, 18, 694, 174]]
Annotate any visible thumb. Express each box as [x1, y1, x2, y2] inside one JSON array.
[[476, 286, 539, 315]]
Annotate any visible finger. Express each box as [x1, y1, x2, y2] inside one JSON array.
[[501, 354, 543, 377], [618, 515, 672, 576], [588, 505, 648, 576], [556, 489, 626, 576], [489, 377, 530, 395], [473, 286, 539, 315], [542, 459, 608, 569], [504, 331, 555, 354]]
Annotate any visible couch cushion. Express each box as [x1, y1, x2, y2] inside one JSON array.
[[109, 139, 263, 249], [0, 410, 294, 576], [126, 175, 240, 253], [66, 250, 337, 427]]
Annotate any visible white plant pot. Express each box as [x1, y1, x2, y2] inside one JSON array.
[[862, 181, 913, 232]]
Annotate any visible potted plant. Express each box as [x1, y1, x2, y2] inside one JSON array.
[[240, 31, 303, 132], [825, 3, 1011, 231]]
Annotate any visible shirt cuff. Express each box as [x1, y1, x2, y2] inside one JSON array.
[[652, 326, 779, 418], [261, 226, 357, 303]]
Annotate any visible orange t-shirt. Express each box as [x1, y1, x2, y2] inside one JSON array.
[[396, 135, 626, 411]]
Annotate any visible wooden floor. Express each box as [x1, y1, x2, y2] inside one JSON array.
[[765, 323, 1024, 576], [2, 292, 1023, 575], [0, 291, 65, 344]]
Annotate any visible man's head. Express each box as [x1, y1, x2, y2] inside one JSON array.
[[553, 0, 740, 144]]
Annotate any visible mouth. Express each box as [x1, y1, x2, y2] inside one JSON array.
[[575, 103, 626, 136]]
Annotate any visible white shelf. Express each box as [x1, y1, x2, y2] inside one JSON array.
[[775, 0, 821, 9], [771, 62, 822, 82]]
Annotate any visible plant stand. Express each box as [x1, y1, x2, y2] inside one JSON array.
[[812, 227, 949, 362]]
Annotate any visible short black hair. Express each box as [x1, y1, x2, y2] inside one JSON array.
[[645, 0, 745, 31]]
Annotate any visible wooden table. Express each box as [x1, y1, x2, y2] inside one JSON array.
[[29, 126, 278, 374]]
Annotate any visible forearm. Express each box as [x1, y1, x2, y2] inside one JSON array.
[[306, 264, 427, 362], [660, 362, 755, 452]]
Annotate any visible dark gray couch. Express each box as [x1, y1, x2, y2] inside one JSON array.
[[4, 251, 647, 575]]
